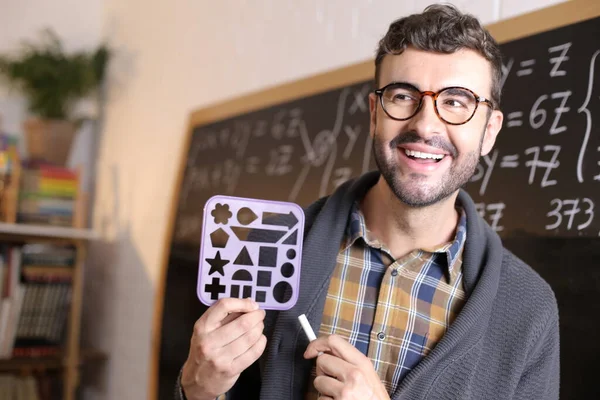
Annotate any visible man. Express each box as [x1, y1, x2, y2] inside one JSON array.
[[176, 4, 560, 400]]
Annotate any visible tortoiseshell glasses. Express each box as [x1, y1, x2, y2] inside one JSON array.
[[374, 82, 494, 125]]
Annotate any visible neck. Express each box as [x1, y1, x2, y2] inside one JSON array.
[[361, 177, 460, 259]]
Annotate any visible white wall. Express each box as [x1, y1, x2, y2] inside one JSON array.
[[0, 0, 104, 135], [0, 0, 566, 399]]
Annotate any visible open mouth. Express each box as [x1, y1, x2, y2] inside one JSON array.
[[403, 148, 446, 163]]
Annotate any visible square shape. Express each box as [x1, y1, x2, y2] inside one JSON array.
[[259, 246, 278, 267], [255, 291, 267, 303], [257, 271, 272, 287]]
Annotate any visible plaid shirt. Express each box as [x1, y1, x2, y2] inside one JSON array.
[[305, 203, 467, 398]]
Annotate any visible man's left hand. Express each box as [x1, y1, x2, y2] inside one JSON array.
[[303, 334, 390, 400]]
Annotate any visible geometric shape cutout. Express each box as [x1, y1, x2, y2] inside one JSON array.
[[257, 271, 272, 287], [286, 249, 296, 260], [255, 290, 267, 303], [281, 262, 294, 278], [231, 227, 286, 243], [259, 246, 277, 267], [237, 207, 258, 225], [211, 203, 232, 224], [262, 211, 299, 229], [234, 246, 254, 266], [273, 281, 293, 303], [230, 285, 240, 298], [206, 251, 229, 276], [243, 285, 252, 298], [205, 277, 226, 300], [282, 229, 298, 245], [210, 228, 230, 248], [232, 269, 253, 281]]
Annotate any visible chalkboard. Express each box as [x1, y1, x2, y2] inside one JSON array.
[[151, 2, 600, 399]]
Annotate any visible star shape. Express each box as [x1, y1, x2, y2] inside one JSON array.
[[206, 251, 229, 276]]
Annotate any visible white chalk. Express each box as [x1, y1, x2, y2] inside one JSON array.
[[298, 314, 317, 342]]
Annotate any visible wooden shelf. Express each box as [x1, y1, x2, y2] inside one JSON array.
[[0, 355, 64, 372], [0, 348, 107, 372], [0, 223, 97, 241]]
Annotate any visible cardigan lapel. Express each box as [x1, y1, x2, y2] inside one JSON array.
[[259, 171, 380, 399], [291, 172, 381, 396], [393, 190, 504, 399]]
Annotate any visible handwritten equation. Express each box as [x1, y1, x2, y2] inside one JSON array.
[[470, 27, 599, 237], [500, 41, 600, 183]]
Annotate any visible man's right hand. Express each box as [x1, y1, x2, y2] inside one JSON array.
[[181, 298, 267, 400]]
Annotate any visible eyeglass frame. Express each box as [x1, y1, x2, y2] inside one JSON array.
[[373, 82, 495, 126]]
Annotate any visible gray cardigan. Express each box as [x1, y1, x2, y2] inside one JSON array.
[[176, 171, 560, 400]]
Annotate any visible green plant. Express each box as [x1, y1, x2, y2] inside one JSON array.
[[0, 28, 110, 120]]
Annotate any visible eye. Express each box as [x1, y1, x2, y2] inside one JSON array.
[[383, 84, 419, 104], [439, 88, 476, 109], [393, 93, 415, 101], [443, 98, 467, 108]]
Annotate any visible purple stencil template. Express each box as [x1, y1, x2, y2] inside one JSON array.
[[197, 195, 305, 310]]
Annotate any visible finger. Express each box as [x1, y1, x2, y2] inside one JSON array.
[[208, 309, 265, 348], [221, 311, 243, 326], [313, 375, 344, 398], [315, 353, 351, 381], [203, 298, 259, 332], [221, 319, 264, 359], [305, 334, 368, 367], [230, 334, 267, 375]]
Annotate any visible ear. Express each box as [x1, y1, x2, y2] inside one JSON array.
[[480, 109, 503, 156], [369, 92, 378, 138]]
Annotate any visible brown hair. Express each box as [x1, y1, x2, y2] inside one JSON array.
[[375, 4, 503, 108]]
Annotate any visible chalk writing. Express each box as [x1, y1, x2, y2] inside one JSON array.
[[546, 198, 594, 231], [576, 50, 599, 183], [524, 145, 560, 187], [475, 202, 505, 232], [548, 42, 571, 77], [517, 59, 535, 76]]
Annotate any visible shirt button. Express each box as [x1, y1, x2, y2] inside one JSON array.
[[377, 332, 386, 340], [391, 269, 398, 276]]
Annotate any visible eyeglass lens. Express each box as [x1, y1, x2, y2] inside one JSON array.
[[381, 84, 478, 124]]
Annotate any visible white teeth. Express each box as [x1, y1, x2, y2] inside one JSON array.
[[404, 149, 445, 160]]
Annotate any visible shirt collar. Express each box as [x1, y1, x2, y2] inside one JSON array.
[[341, 201, 468, 283]]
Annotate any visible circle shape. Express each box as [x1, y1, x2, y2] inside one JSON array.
[[281, 262, 295, 278], [273, 281, 293, 303]]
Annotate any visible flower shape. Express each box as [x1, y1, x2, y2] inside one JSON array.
[[211, 203, 232, 224]]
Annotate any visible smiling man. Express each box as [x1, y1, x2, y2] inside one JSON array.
[[177, 5, 559, 400]]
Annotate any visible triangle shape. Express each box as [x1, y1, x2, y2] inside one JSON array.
[[282, 229, 298, 245], [234, 246, 254, 266]]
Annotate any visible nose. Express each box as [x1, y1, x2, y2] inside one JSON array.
[[406, 94, 445, 135]]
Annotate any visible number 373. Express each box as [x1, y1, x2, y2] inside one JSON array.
[[545, 198, 594, 231]]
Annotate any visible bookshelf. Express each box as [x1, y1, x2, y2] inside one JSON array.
[[0, 225, 97, 400], [0, 160, 100, 399]]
